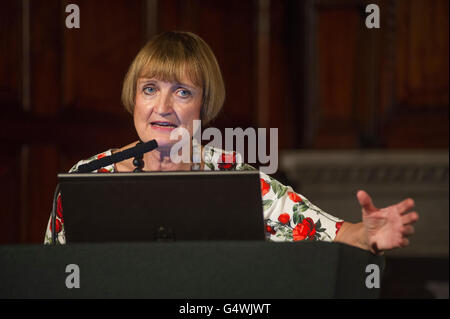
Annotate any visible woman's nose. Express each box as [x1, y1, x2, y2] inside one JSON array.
[[154, 92, 173, 115]]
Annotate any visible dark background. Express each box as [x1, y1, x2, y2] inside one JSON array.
[[0, 0, 448, 298]]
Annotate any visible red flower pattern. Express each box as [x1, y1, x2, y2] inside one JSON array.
[[335, 221, 344, 235], [292, 217, 317, 241], [260, 178, 270, 196], [266, 225, 276, 235], [50, 218, 62, 234], [278, 213, 290, 225], [56, 194, 63, 219], [218, 152, 236, 170], [288, 192, 303, 203]]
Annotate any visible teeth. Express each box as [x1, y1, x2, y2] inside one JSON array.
[[152, 122, 177, 127]]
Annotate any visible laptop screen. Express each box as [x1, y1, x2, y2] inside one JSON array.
[[58, 171, 265, 242]]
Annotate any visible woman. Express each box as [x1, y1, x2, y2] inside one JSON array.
[[44, 31, 419, 255]]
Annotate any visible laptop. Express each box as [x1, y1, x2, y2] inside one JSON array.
[[57, 170, 265, 242]]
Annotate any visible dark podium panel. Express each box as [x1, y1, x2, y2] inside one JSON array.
[[0, 241, 384, 299]]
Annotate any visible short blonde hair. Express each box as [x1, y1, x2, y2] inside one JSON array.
[[122, 31, 225, 125]]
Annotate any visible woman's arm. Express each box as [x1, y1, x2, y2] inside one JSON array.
[[334, 221, 369, 252], [44, 192, 66, 245], [334, 190, 419, 255]]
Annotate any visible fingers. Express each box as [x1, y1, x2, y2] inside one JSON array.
[[401, 211, 419, 225], [401, 213, 417, 250], [398, 223, 415, 249], [396, 198, 415, 214], [400, 238, 410, 247], [357, 190, 378, 213], [402, 225, 415, 236]]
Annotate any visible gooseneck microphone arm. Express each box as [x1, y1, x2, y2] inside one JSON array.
[[74, 139, 158, 173]]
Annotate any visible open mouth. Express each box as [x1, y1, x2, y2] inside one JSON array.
[[150, 121, 178, 128]]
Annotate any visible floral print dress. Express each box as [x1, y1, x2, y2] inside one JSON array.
[[44, 146, 344, 245]]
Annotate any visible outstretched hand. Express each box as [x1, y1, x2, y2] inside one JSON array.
[[357, 190, 419, 255]]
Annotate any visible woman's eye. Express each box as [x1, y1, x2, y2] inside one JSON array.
[[143, 86, 156, 95], [177, 89, 192, 98]]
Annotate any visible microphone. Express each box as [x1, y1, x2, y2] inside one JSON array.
[[75, 139, 158, 173]]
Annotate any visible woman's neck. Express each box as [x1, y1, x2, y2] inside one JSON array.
[[143, 147, 192, 171], [113, 141, 204, 172]]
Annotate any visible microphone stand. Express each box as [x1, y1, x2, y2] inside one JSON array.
[[75, 140, 158, 173]]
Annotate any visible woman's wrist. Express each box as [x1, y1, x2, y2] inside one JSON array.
[[334, 222, 369, 252]]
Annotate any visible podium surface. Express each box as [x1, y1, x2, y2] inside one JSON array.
[[0, 241, 384, 299]]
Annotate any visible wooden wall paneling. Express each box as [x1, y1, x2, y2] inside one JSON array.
[[381, 0, 449, 148], [353, 1, 383, 148], [157, 0, 183, 31], [377, 0, 397, 119], [29, 0, 62, 115], [27, 146, 59, 242], [0, 1, 24, 244], [18, 145, 30, 243], [0, 0, 63, 243], [253, 0, 286, 165], [0, 146, 22, 244], [144, 0, 158, 41], [25, 0, 62, 242], [303, 0, 449, 150], [256, 0, 270, 131], [268, 0, 297, 150], [62, 0, 146, 116], [382, 106, 449, 148], [314, 4, 362, 148], [0, 1, 22, 110], [59, 0, 147, 164], [197, 0, 257, 130], [302, 0, 318, 148], [396, 0, 449, 107]]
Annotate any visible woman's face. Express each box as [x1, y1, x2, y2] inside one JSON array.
[[134, 76, 203, 148]]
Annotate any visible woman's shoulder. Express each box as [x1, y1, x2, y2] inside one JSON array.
[[68, 149, 117, 173]]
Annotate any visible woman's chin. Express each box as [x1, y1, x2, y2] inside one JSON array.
[[150, 138, 181, 149], [155, 141, 174, 149], [139, 132, 190, 151]]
